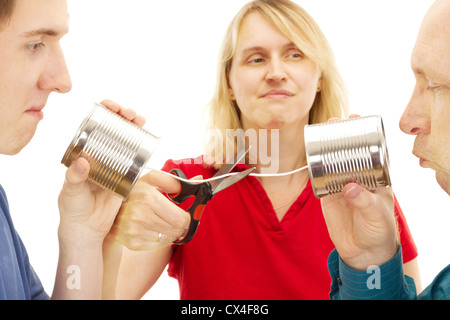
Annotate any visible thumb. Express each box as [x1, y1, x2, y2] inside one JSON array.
[[63, 157, 90, 197], [342, 182, 374, 210]]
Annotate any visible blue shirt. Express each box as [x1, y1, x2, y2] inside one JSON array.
[[328, 247, 450, 300], [0, 185, 49, 300]]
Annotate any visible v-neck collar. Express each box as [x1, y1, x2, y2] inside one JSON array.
[[234, 162, 313, 228]]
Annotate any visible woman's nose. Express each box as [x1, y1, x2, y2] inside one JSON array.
[[265, 58, 287, 82]]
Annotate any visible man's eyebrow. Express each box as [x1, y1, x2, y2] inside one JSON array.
[[21, 28, 65, 38], [412, 66, 424, 76]]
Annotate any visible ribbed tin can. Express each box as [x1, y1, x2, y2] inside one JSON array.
[[304, 115, 391, 198], [61, 103, 159, 199]]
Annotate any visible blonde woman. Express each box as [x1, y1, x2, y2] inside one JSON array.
[[103, 0, 420, 299]]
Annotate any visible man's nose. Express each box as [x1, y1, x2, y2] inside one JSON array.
[[399, 85, 431, 135], [38, 46, 72, 94]]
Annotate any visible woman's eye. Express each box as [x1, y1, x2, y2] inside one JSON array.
[[287, 51, 303, 59], [248, 57, 265, 64], [27, 42, 45, 53]]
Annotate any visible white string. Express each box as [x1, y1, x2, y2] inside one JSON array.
[[146, 165, 309, 184], [250, 165, 308, 177]]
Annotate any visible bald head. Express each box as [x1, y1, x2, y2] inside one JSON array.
[[419, 0, 450, 41]]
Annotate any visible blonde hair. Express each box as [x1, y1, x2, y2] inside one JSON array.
[[204, 0, 348, 166]]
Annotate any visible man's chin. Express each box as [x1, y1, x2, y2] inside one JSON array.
[[2, 131, 37, 155], [436, 172, 450, 196], [4, 142, 28, 156]]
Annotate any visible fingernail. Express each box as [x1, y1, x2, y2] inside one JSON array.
[[345, 185, 361, 200]]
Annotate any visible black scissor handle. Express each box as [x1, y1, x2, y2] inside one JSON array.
[[167, 169, 202, 203], [166, 169, 214, 245], [173, 219, 200, 245]]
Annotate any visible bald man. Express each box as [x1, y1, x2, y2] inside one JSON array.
[[323, 0, 450, 300]]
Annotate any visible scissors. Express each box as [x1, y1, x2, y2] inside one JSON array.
[[168, 148, 254, 245]]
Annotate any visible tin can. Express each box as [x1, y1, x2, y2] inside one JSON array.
[[304, 115, 391, 198], [61, 103, 160, 199]]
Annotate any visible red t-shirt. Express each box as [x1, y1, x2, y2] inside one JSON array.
[[164, 157, 418, 300]]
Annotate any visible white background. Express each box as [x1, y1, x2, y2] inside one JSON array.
[[0, 0, 448, 299]]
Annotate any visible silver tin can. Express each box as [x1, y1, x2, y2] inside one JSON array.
[[61, 103, 160, 199], [304, 115, 391, 198]]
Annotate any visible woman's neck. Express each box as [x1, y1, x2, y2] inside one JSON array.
[[246, 122, 307, 176], [241, 120, 310, 221]]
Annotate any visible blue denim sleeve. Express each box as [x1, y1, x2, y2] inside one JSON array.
[[327, 247, 417, 300]]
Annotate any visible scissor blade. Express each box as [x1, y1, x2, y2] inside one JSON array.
[[213, 146, 250, 178], [212, 167, 254, 195]]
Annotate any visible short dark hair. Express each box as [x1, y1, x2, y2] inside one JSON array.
[[0, 0, 16, 27]]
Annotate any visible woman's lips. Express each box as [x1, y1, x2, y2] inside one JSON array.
[[260, 89, 294, 99]]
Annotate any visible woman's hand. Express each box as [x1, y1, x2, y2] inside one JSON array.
[[108, 170, 191, 250]]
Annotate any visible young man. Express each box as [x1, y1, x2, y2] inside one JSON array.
[[322, 0, 450, 300], [0, 0, 143, 299]]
